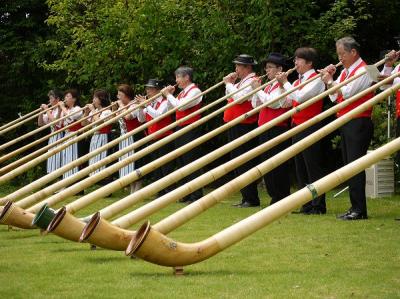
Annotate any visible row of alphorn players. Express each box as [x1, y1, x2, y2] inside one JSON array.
[[38, 36, 400, 220]]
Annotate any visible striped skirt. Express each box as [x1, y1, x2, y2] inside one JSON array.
[[47, 132, 64, 174], [62, 132, 79, 179], [118, 134, 135, 178], [89, 133, 108, 176]]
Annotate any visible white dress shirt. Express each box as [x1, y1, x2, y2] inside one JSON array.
[[130, 106, 146, 123], [381, 64, 400, 86], [89, 109, 112, 122], [167, 83, 202, 111], [329, 57, 373, 102], [63, 106, 83, 126], [143, 96, 169, 118], [226, 72, 257, 103], [283, 69, 325, 105], [251, 82, 290, 109]]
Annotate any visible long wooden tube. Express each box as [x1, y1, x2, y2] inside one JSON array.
[[126, 136, 400, 267], [0, 107, 49, 134], [0, 90, 163, 185], [0, 108, 41, 131], [0, 80, 225, 205], [0, 105, 85, 152], [79, 68, 397, 250], [0, 103, 118, 167]]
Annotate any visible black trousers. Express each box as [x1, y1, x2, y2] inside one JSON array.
[[151, 139, 175, 196], [292, 122, 326, 211], [227, 123, 260, 205], [259, 126, 291, 205], [340, 118, 373, 215], [174, 126, 203, 201]]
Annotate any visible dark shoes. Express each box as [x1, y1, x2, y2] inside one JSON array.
[[337, 210, 368, 220], [304, 208, 326, 215], [293, 207, 326, 215], [233, 201, 260, 208]]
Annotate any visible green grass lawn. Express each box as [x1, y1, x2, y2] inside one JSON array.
[[0, 185, 399, 299]]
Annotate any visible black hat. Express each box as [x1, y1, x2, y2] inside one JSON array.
[[232, 54, 258, 66], [144, 79, 163, 89], [263, 52, 288, 67]]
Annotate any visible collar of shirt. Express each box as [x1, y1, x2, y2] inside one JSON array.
[[344, 57, 363, 76], [154, 95, 164, 103], [238, 72, 256, 86], [182, 83, 196, 94], [299, 69, 316, 82]]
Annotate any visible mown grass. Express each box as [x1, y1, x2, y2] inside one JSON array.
[[0, 185, 399, 299]]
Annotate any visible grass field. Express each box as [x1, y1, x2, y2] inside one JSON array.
[[0, 185, 399, 299]]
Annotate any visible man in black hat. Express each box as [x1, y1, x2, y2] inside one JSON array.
[[251, 53, 292, 205], [223, 54, 260, 208], [135, 79, 175, 196]]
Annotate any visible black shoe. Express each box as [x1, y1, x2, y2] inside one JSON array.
[[305, 208, 326, 215], [339, 211, 368, 220], [236, 202, 260, 208], [336, 209, 353, 219], [292, 207, 312, 214]]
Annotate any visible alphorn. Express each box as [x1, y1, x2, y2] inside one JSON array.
[[0, 106, 47, 134], [77, 70, 400, 251], [0, 80, 224, 204], [126, 136, 400, 267], [0, 102, 118, 167], [0, 105, 85, 152], [0, 89, 165, 184]]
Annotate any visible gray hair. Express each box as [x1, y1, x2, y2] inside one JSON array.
[[47, 89, 62, 100], [336, 36, 360, 53], [175, 66, 193, 81]]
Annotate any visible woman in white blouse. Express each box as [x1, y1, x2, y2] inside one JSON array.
[[59, 89, 84, 180], [82, 89, 113, 176], [38, 89, 64, 174]]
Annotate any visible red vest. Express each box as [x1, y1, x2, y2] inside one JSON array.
[[99, 124, 112, 134], [258, 83, 290, 127], [175, 85, 202, 126], [336, 60, 374, 118], [68, 122, 83, 132], [145, 98, 173, 139], [223, 75, 258, 124], [396, 90, 400, 118], [125, 118, 141, 132], [292, 72, 323, 125]]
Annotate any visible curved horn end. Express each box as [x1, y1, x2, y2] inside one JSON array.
[[80, 212, 135, 251], [0, 201, 35, 229], [46, 207, 85, 242], [125, 221, 220, 267], [32, 204, 56, 230]]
